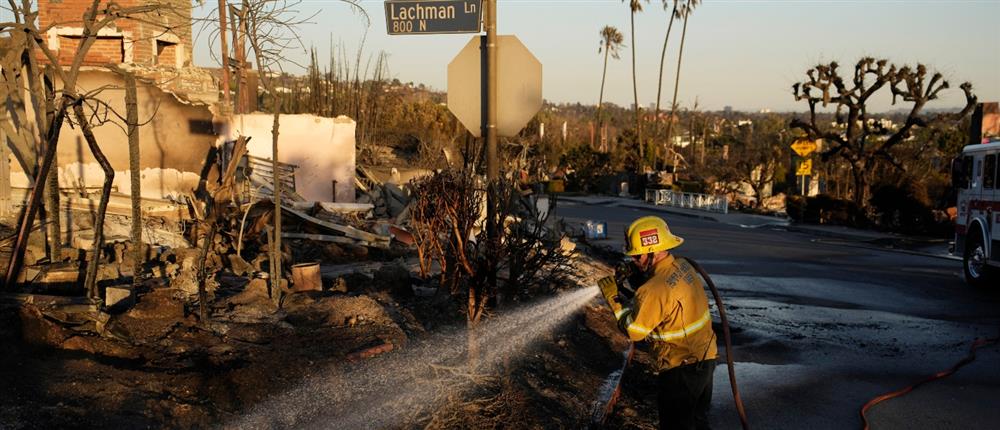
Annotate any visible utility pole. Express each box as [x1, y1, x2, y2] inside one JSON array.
[[230, 3, 248, 113], [218, 0, 231, 109]]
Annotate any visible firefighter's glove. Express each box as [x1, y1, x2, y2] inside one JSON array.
[[614, 261, 637, 299], [614, 261, 634, 285], [598, 276, 619, 307]]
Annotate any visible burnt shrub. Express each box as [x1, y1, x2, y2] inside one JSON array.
[[785, 195, 806, 221], [786, 194, 867, 227], [807, 194, 868, 227]]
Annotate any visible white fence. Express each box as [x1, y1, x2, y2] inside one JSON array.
[[645, 189, 729, 214]]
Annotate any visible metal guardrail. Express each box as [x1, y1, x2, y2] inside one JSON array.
[[645, 189, 729, 214]]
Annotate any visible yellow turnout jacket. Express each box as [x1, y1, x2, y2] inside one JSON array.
[[616, 254, 718, 371]]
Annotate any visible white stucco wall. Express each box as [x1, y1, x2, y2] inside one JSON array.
[[225, 114, 356, 203], [6, 70, 218, 202], [8, 162, 202, 202]]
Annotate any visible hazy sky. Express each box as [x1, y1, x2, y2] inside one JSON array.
[[192, 0, 1000, 112]]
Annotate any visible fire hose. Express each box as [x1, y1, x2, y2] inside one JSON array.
[[688, 257, 751, 430], [859, 333, 1000, 429], [590, 256, 750, 430]]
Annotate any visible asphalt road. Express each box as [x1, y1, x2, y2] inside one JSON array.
[[556, 200, 1000, 430]]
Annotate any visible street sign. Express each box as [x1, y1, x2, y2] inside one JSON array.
[[384, 0, 482, 35], [447, 35, 542, 137], [797, 158, 813, 176], [791, 139, 818, 157]]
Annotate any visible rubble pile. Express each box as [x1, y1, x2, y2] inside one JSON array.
[[0, 142, 585, 428], [1, 155, 419, 359], [1, 239, 432, 426], [355, 165, 414, 221]]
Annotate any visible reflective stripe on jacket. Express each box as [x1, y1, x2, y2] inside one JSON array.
[[616, 254, 718, 371]]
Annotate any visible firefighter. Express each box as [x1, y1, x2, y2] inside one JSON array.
[[598, 215, 718, 430]]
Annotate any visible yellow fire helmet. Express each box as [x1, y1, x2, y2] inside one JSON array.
[[624, 216, 684, 256]]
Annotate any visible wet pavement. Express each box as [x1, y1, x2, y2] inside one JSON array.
[[556, 198, 1000, 430]]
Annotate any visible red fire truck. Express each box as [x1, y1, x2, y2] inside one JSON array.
[[954, 104, 999, 287]]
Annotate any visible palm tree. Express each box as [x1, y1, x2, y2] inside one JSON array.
[[624, 0, 648, 162], [654, 0, 680, 157], [664, 0, 699, 169], [597, 25, 624, 150]]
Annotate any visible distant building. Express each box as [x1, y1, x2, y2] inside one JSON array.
[[671, 134, 692, 148]]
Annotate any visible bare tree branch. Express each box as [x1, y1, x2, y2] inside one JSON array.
[[789, 57, 977, 206]]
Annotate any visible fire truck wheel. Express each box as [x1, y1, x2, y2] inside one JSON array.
[[963, 233, 995, 288]]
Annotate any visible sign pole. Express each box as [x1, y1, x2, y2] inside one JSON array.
[[484, 0, 498, 301], [485, 0, 498, 181], [802, 170, 807, 196]]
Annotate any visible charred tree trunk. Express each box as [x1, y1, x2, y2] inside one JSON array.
[[4, 101, 67, 288], [467, 291, 479, 370], [125, 74, 142, 288], [270, 95, 283, 305], [24, 46, 61, 263], [74, 103, 114, 299], [42, 145, 60, 260], [197, 219, 217, 322], [851, 161, 868, 207]]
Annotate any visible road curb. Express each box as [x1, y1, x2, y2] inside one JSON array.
[[556, 196, 620, 206], [811, 238, 961, 261], [784, 224, 886, 242], [555, 196, 723, 222]]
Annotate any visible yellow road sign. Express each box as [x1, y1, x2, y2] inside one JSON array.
[[791, 139, 818, 157], [797, 159, 813, 176]]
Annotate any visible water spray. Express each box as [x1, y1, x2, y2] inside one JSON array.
[[589, 342, 634, 425], [232, 286, 599, 429]]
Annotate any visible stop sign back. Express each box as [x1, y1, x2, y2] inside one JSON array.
[[447, 35, 542, 137]]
